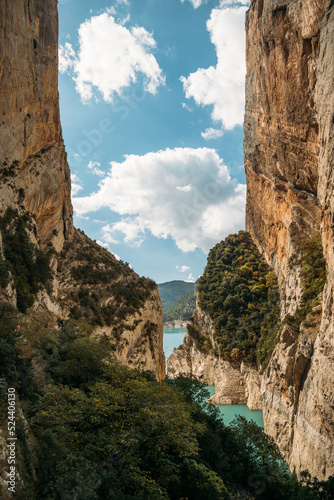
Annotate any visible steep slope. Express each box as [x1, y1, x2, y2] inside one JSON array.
[[244, 0, 334, 479], [0, 0, 164, 381], [168, 0, 334, 481], [0, 0, 73, 251], [164, 289, 196, 323]]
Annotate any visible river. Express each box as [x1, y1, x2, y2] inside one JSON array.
[[164, 327, 264, 428]]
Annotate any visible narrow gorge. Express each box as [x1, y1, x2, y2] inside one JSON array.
[[168, 0, 334, 481], [0, 0, 334, 497]]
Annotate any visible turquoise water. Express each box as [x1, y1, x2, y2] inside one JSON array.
[[164, 329, 264, 429], [163, 327, 187, 360], [206, 385, 264, 428]]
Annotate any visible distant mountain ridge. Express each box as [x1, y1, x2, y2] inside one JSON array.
[[158, 280, 195, 312], [164, 290, 196, 323]]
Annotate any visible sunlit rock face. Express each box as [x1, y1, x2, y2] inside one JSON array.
[[0, 0, 73, 251], [245, 0, 334, 479], [0, 0, 165, 381]]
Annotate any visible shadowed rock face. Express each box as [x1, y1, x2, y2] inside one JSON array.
[[245, 0, 334, 479], [0, 0, 73, 251]]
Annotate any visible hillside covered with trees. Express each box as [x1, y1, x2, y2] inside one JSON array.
[[0, 303, 333, 499]]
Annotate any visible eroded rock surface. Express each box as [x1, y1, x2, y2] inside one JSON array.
[[0, 0, 73, 249], [245, 0, 334, 479]]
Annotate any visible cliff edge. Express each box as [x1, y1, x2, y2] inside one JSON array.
[[0, 0, 165, 381]]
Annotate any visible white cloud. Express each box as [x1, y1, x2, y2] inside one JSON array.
[[186, 273, 196, 283], [59, 42, 76, 73], [73, 147, 245, 253], [219, 0, 250, 5], [201, 128, 224, 140], [71, 173, 83, 196], [181, 6, 248, 130], [59, 13, 165, 103], [177, 265, 191, 273], [181, 0, 205, 8], [176, 184, 192, 193], [181, 102, 193, 112], [87, 161, 105, 177], [96, 240, 110, 250], [103, 217, 146, 247]]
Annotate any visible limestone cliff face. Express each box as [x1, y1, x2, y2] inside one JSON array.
[[244, 0, 331, 317], [245, 0, 334, 480], [167, 306, 262, 410], [0, 1, 165, 381], [0, 0, 73, 250]]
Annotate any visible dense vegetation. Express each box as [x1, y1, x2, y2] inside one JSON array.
[[0, 209, 52, 313], [158, 280, 195, 312], [196, 231, 280, 364], [285, 235, 327, 331], [59, 232, 156, 329], [164, 289, 196, 323], [0, 303, 333, 500]]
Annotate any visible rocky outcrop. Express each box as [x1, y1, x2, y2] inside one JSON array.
[[56, 229, 165, 381], [167, 307, 262, 410], [0, 0, 73, 250], [245, 0, 334, 480], [0, 0, 165, 381]]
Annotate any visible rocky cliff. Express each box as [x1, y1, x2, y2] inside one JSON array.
[[245, 0, 334, 480], [168, 0, 334, 481], [0, 0, 164, 381], [167, 306, 262, 410], [0, 0, 72, 251]]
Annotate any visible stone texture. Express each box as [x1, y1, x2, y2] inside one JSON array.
[[0, 0, 165, 381], [245, 0, 334, 479], [0, 0, 73, 249], [244, 0, 330, 316], [167, 306, 262, 410]]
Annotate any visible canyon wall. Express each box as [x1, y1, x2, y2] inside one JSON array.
[[167, 306, 262, 410], [244, 0, 334, 479], [0, 0, 73, 250], [0, 0, 165, 381], [168, 0, 334, 480]]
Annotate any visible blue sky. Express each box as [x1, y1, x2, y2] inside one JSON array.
[[58, 0, 250, 284]]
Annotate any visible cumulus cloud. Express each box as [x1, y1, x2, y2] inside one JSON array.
[[181, 0, 205, 8], [186, 273, 196, 283], [181, 5, 248, 130], [177, 265, 191, 273], [71, 173, 83, 196], [96, 240, 110, 250], [59, 42, 76, 73], [59, 13, 165, 103], [73, 147, 245, 253], [87, 161, 105, 177], [201, 128, 224, 140], [219, 0, 250, 5]]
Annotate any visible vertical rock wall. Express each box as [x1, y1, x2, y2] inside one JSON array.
[[0, 0, 73, 251], [245, 0, 334, 479]]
